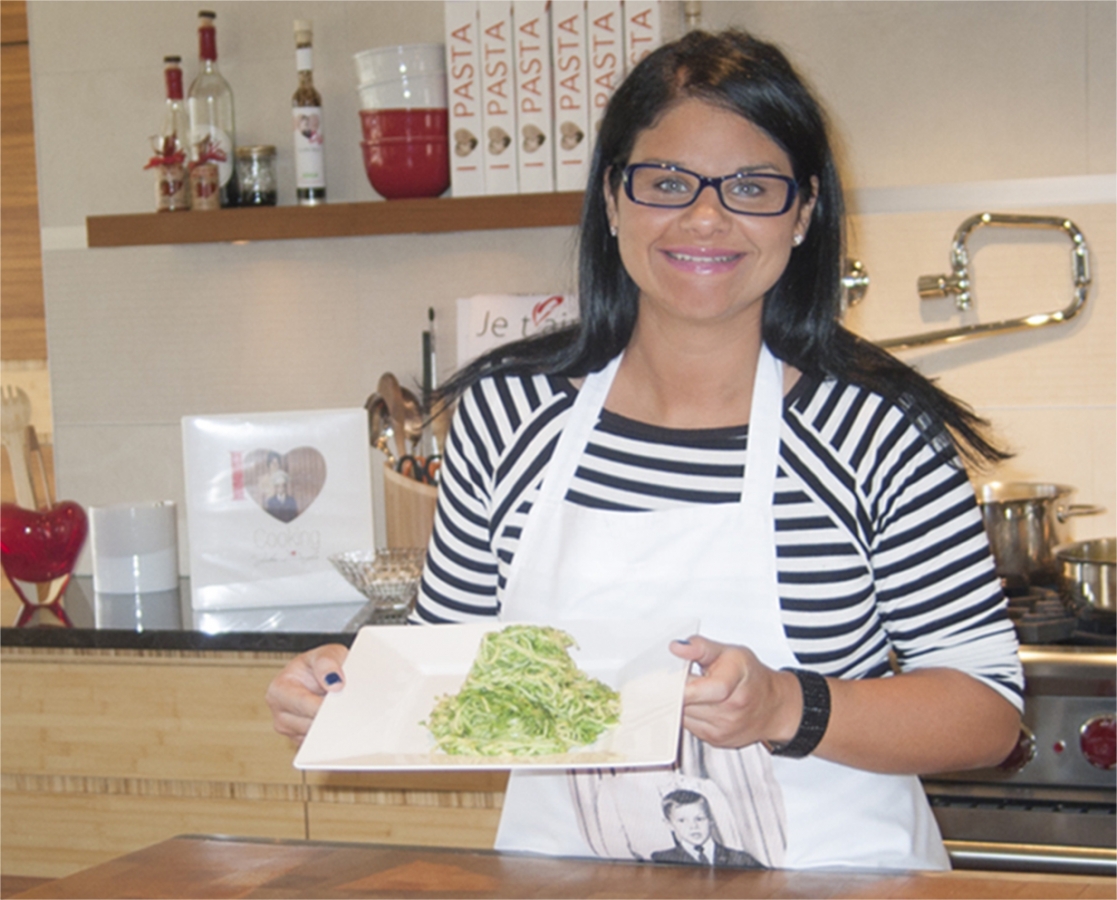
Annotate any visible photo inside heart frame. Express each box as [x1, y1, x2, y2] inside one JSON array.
[[242, 447, 327, 523]]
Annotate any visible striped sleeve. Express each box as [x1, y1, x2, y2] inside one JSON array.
[[414, 374, 571, 623], [790, 380, 1024, 710]]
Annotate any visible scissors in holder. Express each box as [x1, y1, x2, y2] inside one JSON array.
[[396, 454, 442, 486]]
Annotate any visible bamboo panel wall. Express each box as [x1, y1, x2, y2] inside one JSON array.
[[0, 0, 46, 360], [1, 648, 507, 878]]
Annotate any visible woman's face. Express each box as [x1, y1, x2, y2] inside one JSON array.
[[605, 98, 815, 333]]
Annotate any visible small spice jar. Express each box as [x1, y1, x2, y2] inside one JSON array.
[[235, 145, 278, 206]]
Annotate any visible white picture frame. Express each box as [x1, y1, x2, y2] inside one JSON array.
[[182, 408, 374, 611]]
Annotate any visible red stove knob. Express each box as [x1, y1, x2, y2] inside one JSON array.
[[997, 725, 1036, 772], [1079, 715, 1116, 770]]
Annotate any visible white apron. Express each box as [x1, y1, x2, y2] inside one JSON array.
[[493, 346, 949, 870]]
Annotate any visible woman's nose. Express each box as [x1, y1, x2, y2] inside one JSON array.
[[680, 184, 731, 233]]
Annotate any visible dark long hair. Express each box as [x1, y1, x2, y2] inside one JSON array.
[[438, 29, 1007, 466]]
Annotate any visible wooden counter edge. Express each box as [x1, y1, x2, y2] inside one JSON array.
[[6, 835, 1114, 899]]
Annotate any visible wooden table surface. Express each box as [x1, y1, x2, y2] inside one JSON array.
[[7, 835, 1114, 899]]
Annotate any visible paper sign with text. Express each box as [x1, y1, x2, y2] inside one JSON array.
[[456, 293, 578, 365]]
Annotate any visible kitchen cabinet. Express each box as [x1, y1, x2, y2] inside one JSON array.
[[85, 192, 584, 247], [0, 645, 506, 879]]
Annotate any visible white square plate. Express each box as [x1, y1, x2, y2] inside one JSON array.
[[294, 618, 698, 771]]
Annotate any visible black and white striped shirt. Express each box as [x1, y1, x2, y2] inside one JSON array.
[[416, 371, 1024, 710]]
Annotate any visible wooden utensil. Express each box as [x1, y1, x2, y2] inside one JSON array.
[[430, 399, 455, 456], [27, 425, 54, 507], [1, 385, 36, 509], [398, 387, 425, 455]]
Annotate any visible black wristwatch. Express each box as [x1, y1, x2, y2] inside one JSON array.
[[766, 668, 831, 759]]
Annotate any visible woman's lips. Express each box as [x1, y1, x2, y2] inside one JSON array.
[[661, 247, 744, 274]]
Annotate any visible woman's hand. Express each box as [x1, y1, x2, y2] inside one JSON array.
[[265, 643, 349, 744], [670, 636, 801, 749]]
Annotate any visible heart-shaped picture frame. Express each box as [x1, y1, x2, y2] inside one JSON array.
[[242, 448, 327, 523]]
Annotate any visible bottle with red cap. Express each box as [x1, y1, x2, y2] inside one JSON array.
[[187, 9, 237, 209], [146, 55, 191, 212]]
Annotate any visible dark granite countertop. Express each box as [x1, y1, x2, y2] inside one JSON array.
[[0, 577, 379, 654]]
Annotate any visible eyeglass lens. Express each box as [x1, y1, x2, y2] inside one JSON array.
[[627, 165, 794, 215]]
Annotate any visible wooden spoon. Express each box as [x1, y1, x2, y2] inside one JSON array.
[[398, 387, 425, 455]]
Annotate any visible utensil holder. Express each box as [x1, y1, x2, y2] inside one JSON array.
[[383, 461, 437, 549]]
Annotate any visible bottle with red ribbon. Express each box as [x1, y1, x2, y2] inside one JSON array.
[[187, 9, 237, 209], [145, 55, 191, 212]]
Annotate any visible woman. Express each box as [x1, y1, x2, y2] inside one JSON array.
[[267, 30, 1023, 870]]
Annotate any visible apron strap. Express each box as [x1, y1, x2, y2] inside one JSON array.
[[536, 353, 624, 507], [743, 345, 782, 511]]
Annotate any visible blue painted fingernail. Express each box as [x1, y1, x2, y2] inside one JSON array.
[[325, 672, 341, 686], [674, 638, 691, 645]]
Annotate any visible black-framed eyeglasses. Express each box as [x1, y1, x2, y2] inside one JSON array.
[[622, 163, 799, 216]]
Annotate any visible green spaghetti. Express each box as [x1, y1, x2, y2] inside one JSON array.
[[425, 625, 621, 756]]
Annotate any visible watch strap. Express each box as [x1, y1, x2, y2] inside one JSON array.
[[767, 668, 831, 759]]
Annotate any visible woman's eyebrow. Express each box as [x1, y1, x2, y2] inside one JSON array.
[[630, 158, 788, 175]]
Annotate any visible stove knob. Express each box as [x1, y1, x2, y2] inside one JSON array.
[[997, 725, 1036, 772], [1079, 715, 1116, 770]]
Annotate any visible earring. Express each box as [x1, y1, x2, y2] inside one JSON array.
[[609, 225, 618, 237], [792, 234, 804, 247]]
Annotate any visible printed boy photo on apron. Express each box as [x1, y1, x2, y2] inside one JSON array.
[[569, 733, 785, 867]]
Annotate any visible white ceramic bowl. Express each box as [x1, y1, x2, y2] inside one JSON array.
[[357, 72, 448, 111], [353, 43, 445, 85]]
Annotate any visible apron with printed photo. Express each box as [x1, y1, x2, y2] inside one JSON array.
[[493, 345, 949, 870]]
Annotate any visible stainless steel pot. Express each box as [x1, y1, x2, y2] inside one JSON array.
[[977, 483, 1104, 584], [1055, 538, 1116, 615]]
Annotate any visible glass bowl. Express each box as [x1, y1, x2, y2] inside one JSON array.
[[356, 73, 448, 112], [353, 43, 445, 86], [329, 548, 425, 614]]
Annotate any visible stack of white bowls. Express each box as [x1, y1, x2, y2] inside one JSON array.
[[353, 43, 450, 199]]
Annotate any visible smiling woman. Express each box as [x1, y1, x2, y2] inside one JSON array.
[[267, 28, 1023, 873]]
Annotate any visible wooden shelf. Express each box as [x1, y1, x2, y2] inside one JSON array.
[[85, 191, 585, 248]]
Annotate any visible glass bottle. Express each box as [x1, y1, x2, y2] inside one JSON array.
[[147, 55, 190, 212], [292, 19, 326, 205], [188, 9, 237, 209]]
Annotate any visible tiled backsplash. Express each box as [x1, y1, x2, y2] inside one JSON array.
[[845, 200, 1115, 540]]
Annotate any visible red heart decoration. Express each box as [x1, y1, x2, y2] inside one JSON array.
[[531, 294, 564, 327], [0, 501, 88, 582]]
